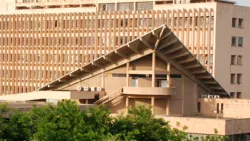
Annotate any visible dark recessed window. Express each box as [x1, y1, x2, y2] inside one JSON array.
[[112, 73, 126, 77], [170, 74, 182, 78], [232, 18, 237, 27], [231, 36, 237, 46], [197, 102, 201, 113], [238, 18, 244, 28], [238, 37, 243, 47]]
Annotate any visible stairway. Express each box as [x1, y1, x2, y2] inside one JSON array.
[[94, 88, 122, 105]]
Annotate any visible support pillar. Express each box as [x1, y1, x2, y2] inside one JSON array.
[[166, 97, 170, 115], [152, 52, 156, 87], [101, 69, 104, 88], [126, 63, 129, 87], [151, 97, 155, 115], [167, 62, 171, 87], [125, 96, 129, 115]]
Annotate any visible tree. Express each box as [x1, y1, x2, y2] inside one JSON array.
[[30, 100, 86, 141], [0, 103, 32, 141], [110, 106, 187, 141], [0, 101, 228, 141]]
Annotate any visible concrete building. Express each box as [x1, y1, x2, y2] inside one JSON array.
[[0, 0, 249, 99], [1, 25, 250, 140]]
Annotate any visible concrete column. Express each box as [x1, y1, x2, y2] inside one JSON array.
[[151, 97, 155, 115], [167, 62, 171, 87], [101, 69, 104, 88], [152, 52, 156, 87], [166, 97, 170, 115], [125, 96, 129, 115], [126, 63, 129, 87], [86, 99, 89, 104]]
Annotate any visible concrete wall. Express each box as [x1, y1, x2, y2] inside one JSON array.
[[199, 98, 250, 118], [165, 116, 250, 135]]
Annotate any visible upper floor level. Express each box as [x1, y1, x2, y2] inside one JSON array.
[[0, 0, 237, 14]]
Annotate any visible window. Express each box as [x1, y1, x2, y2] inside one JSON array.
[[117, 3, 134, 11], [131, 78, 138, 87], [157, 79, 167, 88], [237, 92, 242, 98], [237, 73, 242, 84], [99, 3, 115, 11], [136, 2, 153, 11], [112, 73, 126, 77], [216, 103, 219, 114], [230, 92, 235, 98], [221, 103, 224, 114], [238, 18, 243, 28], [231, 73, 235, 84], [231, 55, 236, 65], [197, 102, 201, 113], [232, 18, 237, 27], [237, 55, 242, 65], [238, 37, 243, 47], [231, 36, 236, 46], [170, 74, 182, 78]]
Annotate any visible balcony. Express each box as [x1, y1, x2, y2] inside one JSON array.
[[122, 87, 175, 96]]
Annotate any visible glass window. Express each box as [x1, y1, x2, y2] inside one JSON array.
[[232, 18, 237, 27], [231, 55, 236, 65], [237, 73, 242, 84], [238, 37, 243, 47], [221, 103, 224, 114], [238, 18, 243, 28], [131, 78, 138, 87], [216, 103, 219, 114], [231, 36, 237, 46], [231, 73, 235, 84], [157, 79, 167, 88], [99, 3, 115, 11], [237, 92, 242, 98], [136, 2, 153, 11], [117, 3, 134, 11], [230, 92, 235, 98], [237, 55, 242, 65], [197, 102, 201, 113]]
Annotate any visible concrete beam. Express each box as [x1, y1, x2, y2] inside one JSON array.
[[115, 50, 128, 59], [186, 64, 201, 69], [103, 56, 116, 64], [197, 75, 212, 79], [172, 51, 190, 59], [192, 69, 207, 74], [91, 62, 103, 68], [204, 81, 217, 85], [140, 38, 153, 49], [179, 57, 196, 64], [164, 45, 183, 54], [158, 38, 178, 50]]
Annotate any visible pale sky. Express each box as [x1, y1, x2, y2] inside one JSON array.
[[235, 0, 250, 6]]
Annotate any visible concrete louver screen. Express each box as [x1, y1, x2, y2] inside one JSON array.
[[38, 24, 229, 97]]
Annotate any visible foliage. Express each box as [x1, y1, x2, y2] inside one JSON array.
[[0, 101, 228, 141]]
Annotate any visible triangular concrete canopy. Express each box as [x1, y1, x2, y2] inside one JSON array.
[[38, 24, 229, 97]]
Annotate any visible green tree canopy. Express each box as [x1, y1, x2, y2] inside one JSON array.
[[0, 101, 227, 141]]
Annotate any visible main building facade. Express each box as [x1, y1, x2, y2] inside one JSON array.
[[0, 0, 249, 98], [0, 0, 250, 98]]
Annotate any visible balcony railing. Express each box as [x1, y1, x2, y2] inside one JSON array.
[[122, 87, 175, 96]]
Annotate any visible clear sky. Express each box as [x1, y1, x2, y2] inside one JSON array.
[[235, 0, 250, 6]]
